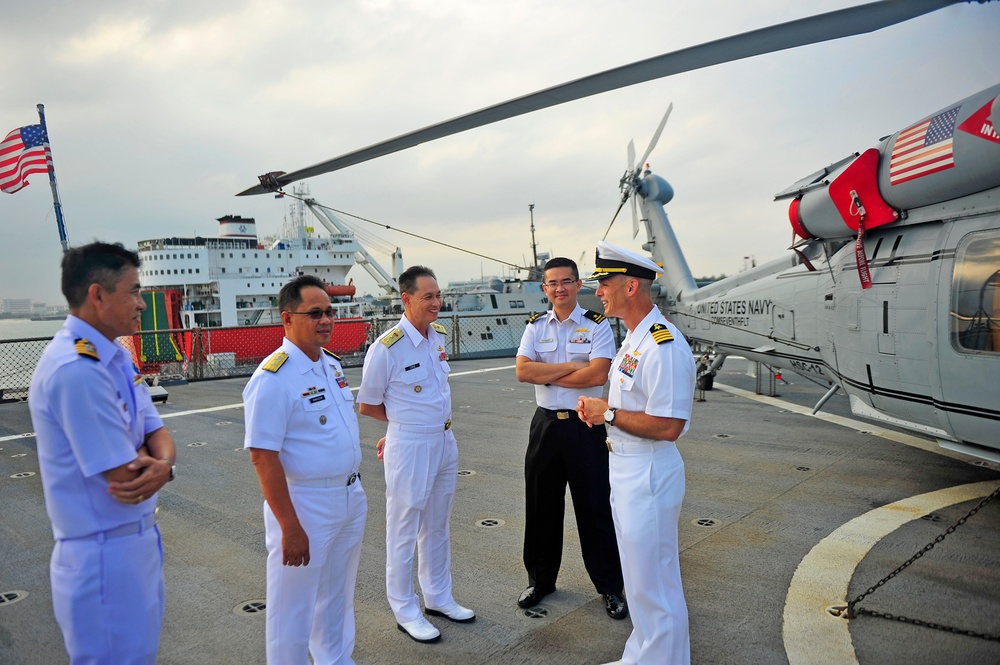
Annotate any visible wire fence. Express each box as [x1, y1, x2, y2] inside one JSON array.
[[0, 312, 627, 402]]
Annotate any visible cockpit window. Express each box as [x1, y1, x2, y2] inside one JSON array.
[[951, 232, 1000, 354]]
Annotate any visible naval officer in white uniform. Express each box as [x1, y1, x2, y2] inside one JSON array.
[[245, 275, 367, 665], [578, 242, 696, 665], [29, 242, 177, 665], [358, 265, 475, 644]]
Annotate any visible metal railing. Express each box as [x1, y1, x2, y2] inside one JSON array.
[[1, 311, 606, 401]]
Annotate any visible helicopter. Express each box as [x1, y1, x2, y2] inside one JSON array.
[[237, 0, 1000, 462]]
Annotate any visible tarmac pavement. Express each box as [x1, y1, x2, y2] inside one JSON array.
[[1, 356, 998, 664]]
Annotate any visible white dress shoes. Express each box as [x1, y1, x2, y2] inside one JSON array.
[[396, 616, 441, 643], [425, 600, 476, 623]]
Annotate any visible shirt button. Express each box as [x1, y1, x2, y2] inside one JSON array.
[[319, 415, 327, 425]]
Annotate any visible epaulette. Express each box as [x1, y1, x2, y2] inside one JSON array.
[[262, 351, 288, 372], [526, 312, 545, 324], [583, 310, 606, 324], [431, 322, 447, 335], [322, 348, 341, 361], [74, 338, 99, 361], [650, 323, 674, 344], [381, 327, 405, 348]]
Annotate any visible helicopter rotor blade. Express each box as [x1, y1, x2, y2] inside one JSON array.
[[636, 103, 673, 171], [627, 139, 636, 173], [631, 189, 640, 239], [239, 0, 964, 195]]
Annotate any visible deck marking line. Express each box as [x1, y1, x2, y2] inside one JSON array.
[[159, 364, 518, 420], [782, 480, 1000, 665]]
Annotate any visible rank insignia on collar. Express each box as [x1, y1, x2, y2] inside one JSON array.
[[74, 338, 99, 361], [263, 351, 288, 372], [650, 323, 674, 344], [381, 327, 404, 347]]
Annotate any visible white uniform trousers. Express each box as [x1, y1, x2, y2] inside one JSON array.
[[50, 524, 164, 665], [383, 422, 459, 622], [264, 481, 367, 665], [609, 439, 690, 665]]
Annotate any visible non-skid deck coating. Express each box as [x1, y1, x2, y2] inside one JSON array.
[[1, 357, 998, 665]]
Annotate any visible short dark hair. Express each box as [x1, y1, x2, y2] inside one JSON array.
[[278, 275, 327, 312], [543, 257, 579, 281], [61, 242, 141, 309], [398, 266, 436, 295]]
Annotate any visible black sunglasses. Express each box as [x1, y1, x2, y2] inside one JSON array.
[[287, 307, 336, 320]]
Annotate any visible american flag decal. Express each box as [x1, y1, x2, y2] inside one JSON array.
[[889, 106, 960, 186]]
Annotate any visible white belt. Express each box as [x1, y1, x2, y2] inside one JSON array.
[[391, 419, 452, 433], [70, 513, 157, 541], [286, 471, 360, 487]]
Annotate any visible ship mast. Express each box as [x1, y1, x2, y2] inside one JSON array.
[[529, 203, 539, 278]]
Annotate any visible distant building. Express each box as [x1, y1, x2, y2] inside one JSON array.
[[2, 299, 31, 316], [31, 302, 47, 315]]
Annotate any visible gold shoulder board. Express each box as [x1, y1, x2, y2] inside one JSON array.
[[431, 322, 447, 335], [262, 351, 288, 372], [527, 312, 544, 324], [74, 338, 100, 361], [381, 327, 405, 348], [583, 310, 606, 324], [322, 348, 341, 361], [650, 323, 674, 344]]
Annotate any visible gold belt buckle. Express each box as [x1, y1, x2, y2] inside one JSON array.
[[556, 411, 570, 420], [606, 438, 613, 453], [444, 419, 452, 430]]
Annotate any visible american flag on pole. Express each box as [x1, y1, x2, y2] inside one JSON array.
[[0, 124, 52, 194], [888, 106, 960, 186]]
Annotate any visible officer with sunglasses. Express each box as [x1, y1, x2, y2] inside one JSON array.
[[244, 274, 367, 664]]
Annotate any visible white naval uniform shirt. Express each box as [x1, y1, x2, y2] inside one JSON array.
[[608, 307, 696, 443], [243, 338, 361, 480], [358, 315, 451, 426], [29, 315, 164, 540], [515, 304, 616, 410]]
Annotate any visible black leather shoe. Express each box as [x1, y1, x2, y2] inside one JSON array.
[[604, 592, 628, 620], [517, 586, 555, 608]]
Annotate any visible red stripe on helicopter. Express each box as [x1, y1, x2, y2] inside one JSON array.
[[957, 100, 1000, 145]]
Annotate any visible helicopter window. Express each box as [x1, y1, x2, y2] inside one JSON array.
[[951, 232, 1000, 354]]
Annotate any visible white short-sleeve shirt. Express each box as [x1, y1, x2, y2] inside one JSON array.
[[243, 338, 362, 480], [516, 304, 616, 410], [608, 307, 696, 443]]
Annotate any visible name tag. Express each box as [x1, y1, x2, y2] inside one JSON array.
[[405, 363, 421, 371], [309, 394, 326, 403]]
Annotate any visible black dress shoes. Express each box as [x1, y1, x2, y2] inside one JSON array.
[[604, 592, 628, 620], [517, 586, 555, 608]]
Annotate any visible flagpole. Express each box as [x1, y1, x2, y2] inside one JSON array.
[[36, 104, 69, 253]]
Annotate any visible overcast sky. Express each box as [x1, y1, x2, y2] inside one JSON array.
[[3, 0, 999, 305]]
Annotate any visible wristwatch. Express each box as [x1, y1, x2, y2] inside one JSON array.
[[162, 458, 176, 481], [604, 407, 617, 426]]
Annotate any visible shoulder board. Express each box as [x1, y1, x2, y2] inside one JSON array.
[[322, 348, 341, 361], [74, 338, 100, 361], [431, 322, 447, 335], [262, 351, 288, 372], [650, 323, 674, 344], [381, 327, 405, 348], [527, 312, 545, 324], [583, 310, 606, 324]]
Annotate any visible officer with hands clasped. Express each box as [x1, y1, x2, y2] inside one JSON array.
[[358, 265, 475, 644], [514, 256, 627, 619], [577, 242, 696, 665], [29, 241, 177, 665], [244, 274, 367, 665]]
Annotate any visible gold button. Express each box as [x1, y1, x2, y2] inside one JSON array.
[[414, 385, 422, 393], [319, 415, 327, 425]]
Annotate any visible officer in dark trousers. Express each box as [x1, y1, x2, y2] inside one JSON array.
[[514, 257, 627, 619]]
